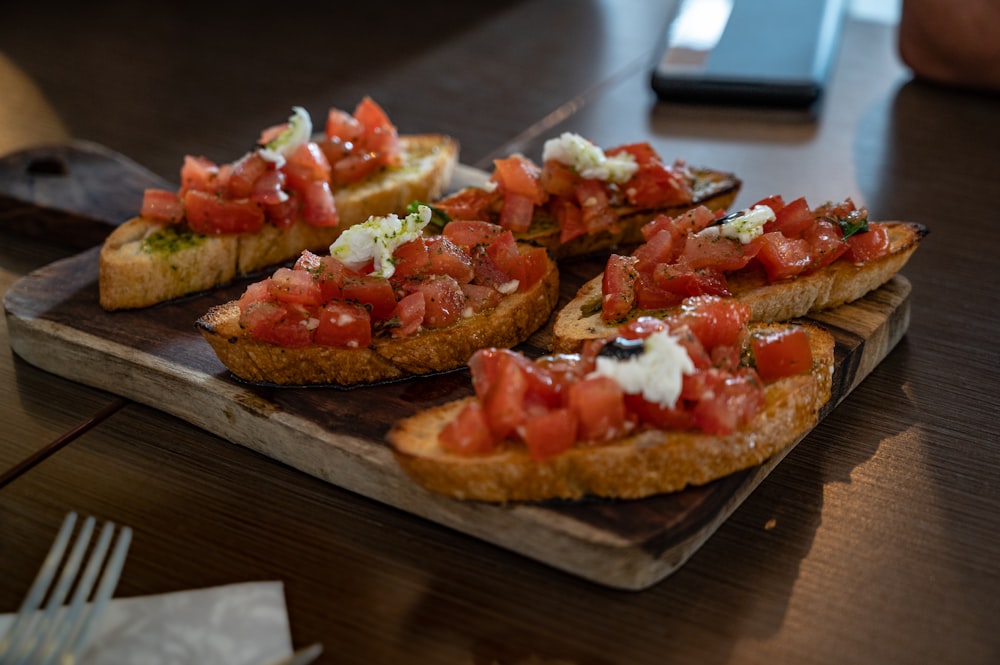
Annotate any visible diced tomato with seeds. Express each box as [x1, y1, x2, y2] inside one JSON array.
[[601, 254, 640, 323], [140, 189, 184, 223], [183, 190, 265, 234], [752, 327, 814, 381], [844, 224, 891, 263], [405, 275, 466, 328], [389, 292, 425, 337], [754, 232, 813, 281], [522, 408, 578, 460], [568, 375, 628, 442], [314, 301, 371, 348], [425, 236, 475, 283], [267, 267, 323, 306], [439, 402, 497, 455]]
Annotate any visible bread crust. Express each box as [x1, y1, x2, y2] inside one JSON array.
[[551, 220, 926, 353], [389, 322, 835, 502], [99, 134, 459, 310], [196, 255, 560, 386]]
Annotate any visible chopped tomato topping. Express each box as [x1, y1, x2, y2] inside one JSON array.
[[235, 214, 541, 348], [446, 296, 809, 456], [139, 98, 404, 235]]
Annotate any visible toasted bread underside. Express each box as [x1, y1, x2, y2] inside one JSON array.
[[551, 221, 926, 353], [98, 134, 459, 310], [389, 322, 835, 502], [196, 256, 560, 386], [513, 167, 740, 260]]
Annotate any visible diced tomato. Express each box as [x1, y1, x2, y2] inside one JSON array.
[[282, 142, 332, 191], [439, 402, 497, 455], [325, 108, 363, 143], [480, 350, 529, 440], [241, 301, 314, 348], [624, 393, 694, 430], [687, 369, 765, 436], [483, 229, 522, 279], [314, 300, 371, 349], [601, 254, 640, 322], [405, 275, 466, 328], [575, 179, 615, 233], [443, 220, 507, 249], [238, 279, 272, 310], [460, 283, 502, 312], [632, 229, 676, 271], [435, 188, 498, 222], [568, 375, 628, 442], [753, 232, 812, 281], [679, 234, 758, 272], [305, 255, 356, 301], [300, 180, 339, 227], [499, 192, 537, 232], [540, 160, 578, 197], [496, 246, 549, 292], [268, 267, 323, 306], [652, 262, 730, 298], [634, 272, 686, 310], [803, 219, 848, 270], [226, 151, 271, 199], [752, 194, 786, 214], [425, 236, 475, 283], [251, 169, 287, 206], [340, 274, 397, 322], [390, 238, 432, 281], [606, 141, 659, 165], [179, 155, 220, 194], [522, 408, 578, 460], [844, 224, 891, 263], [493, 155, 546, 205], [752, 327, 814, 381], [353, 96, 400, 164], [550, 197, 586, 243], [765, 196, 813, 237], [668, 296, 751, 351], [140, 189, 184, 223], [331, 152, 382, 185], [263, 190, 301, 228], [622, 161, 693, 208], [183, 189, 265, 234], [389, 291, 425, 337]]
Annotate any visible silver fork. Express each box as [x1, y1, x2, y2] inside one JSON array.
[[0, 512, 132, 665]]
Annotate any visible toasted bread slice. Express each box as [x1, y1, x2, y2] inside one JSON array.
[[99, 134, 459, 310], [514, 167, 741, 259], [196, 254, 559, 386], [551, 220, 926, 353], [389, 322, 835, 502]]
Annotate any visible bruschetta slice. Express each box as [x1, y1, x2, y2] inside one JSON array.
[[100, 98, 458, 310], [388, 296, 835, 502], [431, 132, 740, 260], [197, 206, 559, 386], [552, 195, 927, 353]]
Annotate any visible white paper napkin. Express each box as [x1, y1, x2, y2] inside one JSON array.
[[0, 581, 293, 665]]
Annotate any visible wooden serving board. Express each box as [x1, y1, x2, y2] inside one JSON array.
[[3, 238, 911, 589]]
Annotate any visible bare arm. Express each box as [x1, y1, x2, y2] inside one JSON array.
[[898, 0, 1000, 91]]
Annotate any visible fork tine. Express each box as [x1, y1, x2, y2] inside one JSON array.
[[0, 512, 79, 659], [0, 514, 132, 665], [56, 523, 132, 664]]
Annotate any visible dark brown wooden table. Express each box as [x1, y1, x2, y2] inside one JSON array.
[[2, 1, 998, 663]]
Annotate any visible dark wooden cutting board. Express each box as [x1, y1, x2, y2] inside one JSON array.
[[1, 143, 912, 588], [3, 238, 911, 589]]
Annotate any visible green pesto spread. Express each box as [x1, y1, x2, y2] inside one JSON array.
[[140, 226, 206, 254]]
